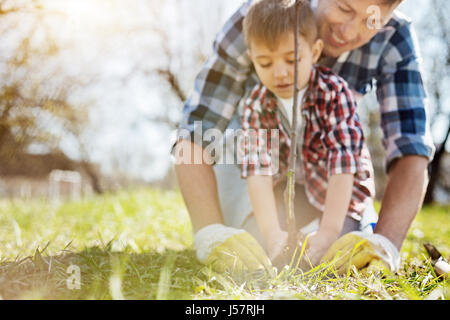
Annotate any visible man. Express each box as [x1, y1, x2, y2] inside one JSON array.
[[173, 0, 434, 273]]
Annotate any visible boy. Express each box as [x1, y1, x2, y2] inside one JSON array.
[[240, 0, 375, 265]]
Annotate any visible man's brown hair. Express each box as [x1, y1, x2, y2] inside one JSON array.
[[243, 0, 319, 50]]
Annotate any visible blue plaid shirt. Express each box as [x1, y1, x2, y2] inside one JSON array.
[[178, 0, 435, 171]]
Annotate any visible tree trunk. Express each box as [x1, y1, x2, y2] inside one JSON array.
[[424, 124, 450, 204], [81, 160, 104, 194]]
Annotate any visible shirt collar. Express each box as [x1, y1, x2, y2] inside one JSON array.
[[303, 66, 320, 110], [261, 66, 318, 112]]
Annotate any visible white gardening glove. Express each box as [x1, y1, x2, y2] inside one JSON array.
[[320, 231, 400, 275], [194, 224, 272, 274]]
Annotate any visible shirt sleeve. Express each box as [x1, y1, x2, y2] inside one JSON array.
[[173, 1, 253, 156], [321, 79, 366, 178], [375, 21, 435, 171], [240, 87, 280, 178]]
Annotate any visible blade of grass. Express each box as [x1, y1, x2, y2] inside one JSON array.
[[156, 252, 176, 300]]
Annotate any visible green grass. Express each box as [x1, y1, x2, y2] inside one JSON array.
[[0, 188, 448, 300]]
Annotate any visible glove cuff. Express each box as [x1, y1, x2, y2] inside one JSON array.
[[194, 224, 245, 263], [352, 231, 400, 272]]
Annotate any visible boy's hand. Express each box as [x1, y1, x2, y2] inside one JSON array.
[[305, 228, 340, 266], [194, 224, 272, 274], [266, 230, 288, 262]]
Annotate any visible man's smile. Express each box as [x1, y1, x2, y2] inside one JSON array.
[[328, 27, 348, 47]]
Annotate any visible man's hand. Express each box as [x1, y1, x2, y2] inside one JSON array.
[[174, 140, 224, 232], [194, 224, 272, 274], [320, 231, 400, 275]]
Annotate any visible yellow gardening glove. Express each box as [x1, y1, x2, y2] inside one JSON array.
[[194, 224, 272, 274], [320, 231, 400, 275]]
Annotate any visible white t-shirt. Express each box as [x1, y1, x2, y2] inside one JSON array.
[[276, 87, 308, 184], [277, 87, 307, 127]]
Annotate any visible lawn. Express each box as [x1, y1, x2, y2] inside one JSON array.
[[0, 188, 448, 300]]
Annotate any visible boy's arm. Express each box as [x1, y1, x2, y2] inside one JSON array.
[[320, 173, 354, 236], [305, 75, 368, 265], [240, 85, 287, 260], [247, 176, 287, 260], [306, 173, 354, 265]]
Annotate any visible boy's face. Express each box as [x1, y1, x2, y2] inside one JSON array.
[[316, 0, 400, 57], [248, 33, 323, 99]]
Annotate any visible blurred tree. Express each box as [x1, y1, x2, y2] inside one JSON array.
[[0, 0, 102, 192], [130, 0, 233, 129], [418, 0, 450, 203], [97, 0, 237, 185]]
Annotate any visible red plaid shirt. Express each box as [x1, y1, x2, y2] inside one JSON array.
[[240, 65, 375, 218]]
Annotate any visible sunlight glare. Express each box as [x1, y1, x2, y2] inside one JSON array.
[[41, 0, 139, 32]]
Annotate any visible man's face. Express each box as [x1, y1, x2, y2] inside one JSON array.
[[316, 0, 400, 57], [248, 33, 323, 99]]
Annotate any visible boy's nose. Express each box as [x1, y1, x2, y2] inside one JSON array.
[[273, 64, 288, 78]]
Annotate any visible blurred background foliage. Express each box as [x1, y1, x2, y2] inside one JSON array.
[[0, 0, 448, 203]]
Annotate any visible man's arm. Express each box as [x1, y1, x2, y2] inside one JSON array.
[[175, 139, 273, 274], [173, 3, 252, 232], [374, 21, 435, 250], [174, 140, 223, 233], [374, 155, 429, 250]]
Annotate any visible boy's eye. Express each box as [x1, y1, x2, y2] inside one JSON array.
[[259, 63, 272, 68]]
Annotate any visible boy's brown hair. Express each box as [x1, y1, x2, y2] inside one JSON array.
[[385, 0, 403, 4], [243, 0, 318, 51]]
